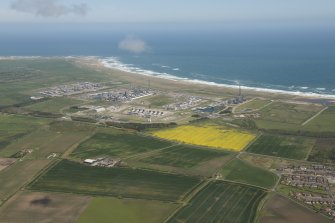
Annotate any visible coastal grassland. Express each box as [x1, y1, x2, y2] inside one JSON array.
[[139, 144, 231, 168], [0, 114, 50, 152], [70, 131, 173, 159], [0, 191, 90, 223], [246, 134, 315, 160], [0, 59, 112, 107], [152, 125, 256, 151], [255, 101, 324, 130], [29, 160, 201, 201], [259, 194, 332, 223], [305, 106, 335, 132], [235, 98, 272, 112], [0, 159, 52, 205], [147, 94, 174, 107], [167, 181, 267, 223], [76, 197, 178, 223], [24, 97, 84, 114], [220, 159, 278, 189], [307, 138, 335, 163], [0, 121, 96, 158], [63, 106, 88, 114]]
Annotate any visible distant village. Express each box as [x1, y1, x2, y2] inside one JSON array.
[[279, 165, 335, 218]]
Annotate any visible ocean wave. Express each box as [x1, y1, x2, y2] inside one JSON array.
[[299, 86, 309, 90], [99, 57, 335, 99], [151, 63, 180, 71]]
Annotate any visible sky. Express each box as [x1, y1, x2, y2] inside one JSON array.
[[0, 0, 335, 27]]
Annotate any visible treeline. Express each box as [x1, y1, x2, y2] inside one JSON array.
[[0, 107, 62, 119], [105, 121, 177, 131], [260, 128, 335, 138], [70, 116, 97, 123], [0, 97, 49, 110]]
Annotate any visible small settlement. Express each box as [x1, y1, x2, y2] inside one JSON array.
[[278, 165, 335, 218]]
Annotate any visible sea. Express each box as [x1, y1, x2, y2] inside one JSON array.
[[1, 24, 335, 98]]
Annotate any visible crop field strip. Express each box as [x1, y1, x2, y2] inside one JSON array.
[[246, 134, 315, 160], [0, 120, 96, 158], [0, 114, 51, 152], [76, 197, 179, 223], [0, 191, 91, 223], [28, 160, 201, 202], [259, 194, 333, 223], [152, 125, 256, 151], [167, 181, 267, 223], [221, 158, 278, 189], [139, 144, 231, 168], [71, 132, 173, 159], [0, 159, 53, 205], [307, 138, 335, 163]]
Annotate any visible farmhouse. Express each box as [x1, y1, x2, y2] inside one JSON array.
[[83, 158, 121, 168], [84, 159, 96, 164]]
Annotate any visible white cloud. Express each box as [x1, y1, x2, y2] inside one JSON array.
[[118, 36, 150, 54], [10, 0, 88, 17]]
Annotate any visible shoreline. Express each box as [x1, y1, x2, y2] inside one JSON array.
[[96, 57, 335, 100]]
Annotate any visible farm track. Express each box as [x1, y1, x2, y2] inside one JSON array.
[[302, 106, 328, 126]]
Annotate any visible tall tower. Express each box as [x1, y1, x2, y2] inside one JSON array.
[[148, 79, 151, 89], [238, 81, 242, 97]]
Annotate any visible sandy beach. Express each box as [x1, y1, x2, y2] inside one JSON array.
[[74, 57, 335, 101]]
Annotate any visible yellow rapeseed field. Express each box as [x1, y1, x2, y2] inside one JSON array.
[[152, 125, 256, 151]]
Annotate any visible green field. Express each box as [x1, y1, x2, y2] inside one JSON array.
[[221, 159, 278, 189], [168, 181, 267, 223], [235, 98, 272, 112], [0, 159, 51, 204], [147, 95, 174, 107], [259, 194, 333, 223], [308, 138, 335, 163], [247, 134, 315, 160], [0, 121, 96, 158], [24, 97, 84, 114], [29, 160, 201, 201], [0, 114, 50, 151], [139, 145, 230, 168], [0, 191, 91, 223], [76, 197, 178, 223], [305, 106, 335, 132], [71, 131, 173, 159], [255, 102, 324, 131]]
